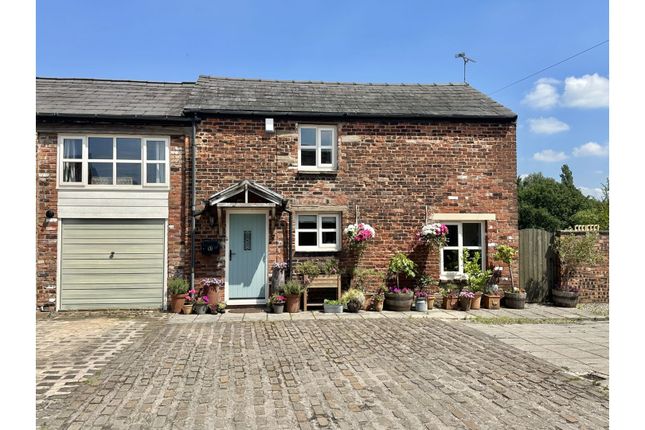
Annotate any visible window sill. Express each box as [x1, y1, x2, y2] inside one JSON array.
[[295, 247, 341, 253], [57, 184, 170, 192], [296, 169, 338, 175]]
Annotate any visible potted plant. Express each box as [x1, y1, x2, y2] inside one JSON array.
[[481, 282, 501, 310], [341, 288, 365, 313], [193, 295, 209, 314], [417, 274, 437, 310], [216, 302, 226, 314], [202, 277, 223, 313], [417, 223, 449, 247], [494, 245, 525, 309], [463, 251, 492, 310], [373, 287, 385, 312], [283, 280, 305, 313], [344, 222, 376, 252], [350, 268, 384, 310], [272, 262, 288, 292], [269, 293, 286, 314], [458, 290, 474, 311], [182, 289, 197, 314], [439, 283, 459, 310], [323, 299, 343, 313], [414, 291, 428, 312], [168, 277, 189, 313], [384, 252, 416, 311], [552, 232, 600, 307]]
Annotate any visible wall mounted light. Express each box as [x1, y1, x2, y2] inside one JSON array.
[[265, 118, 274, 133], [45, 209, 55, 219]]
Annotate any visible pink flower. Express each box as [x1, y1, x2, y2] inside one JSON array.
[[202, 296, 209, 304]]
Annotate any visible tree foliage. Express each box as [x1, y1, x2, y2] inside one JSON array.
[[518, 165, 608, 231], [554, 232, 601, 288]]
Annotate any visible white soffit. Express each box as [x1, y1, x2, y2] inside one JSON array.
[[431, 213, 496, 221]]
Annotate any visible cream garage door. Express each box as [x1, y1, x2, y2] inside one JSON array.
[[60, 219, 165, 310]]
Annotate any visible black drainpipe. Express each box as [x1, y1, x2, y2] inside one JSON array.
[[283, 207, 293, 280], [190, 115, 199, 291]]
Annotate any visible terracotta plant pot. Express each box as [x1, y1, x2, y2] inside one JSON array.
[[552, 289, 579, 308], [441, 296, 458, 310], [459, 296, 472, 311], [362, 294, 374, 311], [470, 292, 482, 310], [426, 296, 436, 310], [481, 294, 501, 310], [207, 288, 219, 309], [384, 292, 414, 311], [170, 294, 186, 313], [285, 294, 300, 313], [182, 304, 193, 314], [503, 291, 526, 309], [374, 301, 384, 312]]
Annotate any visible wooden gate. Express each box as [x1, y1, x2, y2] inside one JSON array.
[[519, 228, 556, 303]]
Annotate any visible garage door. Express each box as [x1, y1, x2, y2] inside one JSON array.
[[60, 219, 165, 310]]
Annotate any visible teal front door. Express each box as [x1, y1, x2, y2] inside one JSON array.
[[228, 213, 267, 300]]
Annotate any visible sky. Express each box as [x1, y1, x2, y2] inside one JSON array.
[[36, 0, 609, 198]]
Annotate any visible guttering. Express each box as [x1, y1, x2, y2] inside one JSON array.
[[36, 113, 193, 122], [282, 207, 293, 281], [190, 115, 200, 291]]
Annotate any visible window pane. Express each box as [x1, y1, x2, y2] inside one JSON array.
[[301, 149, 316, 166], [88, 137, 113, 159], [63, 139, 82, 159], [320, 148, 332, 165], [146, 163, 166, 184], [463, 223, 481, 246], [116, 138, 141, 160], [320, 130, 333, 147], [116, 163, 141, 185], [88, 162, 113, 184], [300, 128, 316, 146], [147, 140, 165, 161], [443, 249, 459, 272], [446, 225, 458, 247], [62, 162, 82, 182], [322, 231, 337, 244], [321, 217, 336, 229], [298, 215, 317, 230], [298, 232, 317, 247]]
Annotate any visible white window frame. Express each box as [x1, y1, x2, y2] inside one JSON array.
[[439, 222, 486, 280], [57, 135, 170, 189], [297, 125, 337, 172], [295, 213, 341, 252]]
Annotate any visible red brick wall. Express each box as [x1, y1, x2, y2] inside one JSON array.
[[557, 231, 609, 303], [193, 117, 519, 296]]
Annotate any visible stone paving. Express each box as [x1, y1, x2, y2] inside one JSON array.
[[37, 311, 609, 429]]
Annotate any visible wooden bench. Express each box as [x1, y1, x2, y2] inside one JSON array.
[[303, 275, 341, 310]]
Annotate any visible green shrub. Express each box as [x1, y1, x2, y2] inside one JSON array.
[[283, 280, 306, 296], [463, 251, 492, 293], [323, 299, 341, 305], [168, 277, 189, 295], [554, 232, 601, 289], [388, 252, 417, 289]]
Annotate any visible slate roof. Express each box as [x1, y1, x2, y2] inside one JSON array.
[[185, 76, 516, 119], [36, 77, 194, 119], [36, 76, 516, 120]]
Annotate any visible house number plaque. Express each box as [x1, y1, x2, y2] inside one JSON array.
[[244, 231, 252, 250]]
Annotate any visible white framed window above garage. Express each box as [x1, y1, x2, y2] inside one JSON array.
[[295, 213, 341, 252], [439, 222, 486, 279], [58, 135, 170, 188], [298, 125, 337, 172]]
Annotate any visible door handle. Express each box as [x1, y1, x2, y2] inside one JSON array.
[[230, 250, 236, 261]]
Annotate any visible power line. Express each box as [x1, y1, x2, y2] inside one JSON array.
[[490, 39, 608, 95]]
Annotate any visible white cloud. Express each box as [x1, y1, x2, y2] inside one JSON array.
[[533, 149, 568, 162], [561, 73, 609, 108], [519, 173, 529, 180], [522, 78, 560, 109], [578, 186, 603, 199], [527, 116, 570, 134], [573, 141, 608, 157]]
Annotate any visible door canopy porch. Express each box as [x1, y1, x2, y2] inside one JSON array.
[[206, 180, 287, 234]]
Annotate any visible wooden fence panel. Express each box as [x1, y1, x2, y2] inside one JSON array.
[[519, 228, 556, 303]]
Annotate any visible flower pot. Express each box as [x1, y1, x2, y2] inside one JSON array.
[[362, 293, 374, 310], [384, 292, 414, 311], [193, 303, 208, 314], [207, 289, 218, 308], [374, 301, 384, 312], [426, 296, 436, 310], [552, 289, 579, 308], [470, 292, 482, 310], [415, 298, 428, 312], [459, 296, 472, 311], [347, 300, 361, 313], [182, 304, 193, 314], [170, 294, 186, 313], [481, 294, 501, 310], [285, 294, 300, 313], [441, 296, 458, 310], [503, 291, 526, 309], [323, 304, 343, 313], [272, 303, 284, 314]]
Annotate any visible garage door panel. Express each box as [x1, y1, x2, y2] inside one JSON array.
[[60, 219, 165, 310]]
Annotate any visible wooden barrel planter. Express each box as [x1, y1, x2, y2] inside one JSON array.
[[503, 292, 526, 309], [384, 292, 414, 311], [551, 289, 579, 308]]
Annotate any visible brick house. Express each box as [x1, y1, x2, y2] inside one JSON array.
[[36, 76, 518, 310]]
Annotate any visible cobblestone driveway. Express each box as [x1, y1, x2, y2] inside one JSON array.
[[37, 316, 608, 429]]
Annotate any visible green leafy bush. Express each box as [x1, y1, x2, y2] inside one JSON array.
[[463, 251, 492, 293], [168, 277, 189, 295], [323, 299, 341, 305], [494, 245, 517, 291], [554, 232, 601, 289], [388, 252, 417, 289], [282, 280, 306, 296]]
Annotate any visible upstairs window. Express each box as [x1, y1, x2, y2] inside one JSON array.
[[298, 125, 337, 171], [59, 136, 169, 187], [440, 222, 485, 278], [296, 213, 341, 252]]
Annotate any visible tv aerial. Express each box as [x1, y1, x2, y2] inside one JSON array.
[[455, 52, 476, 83]]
